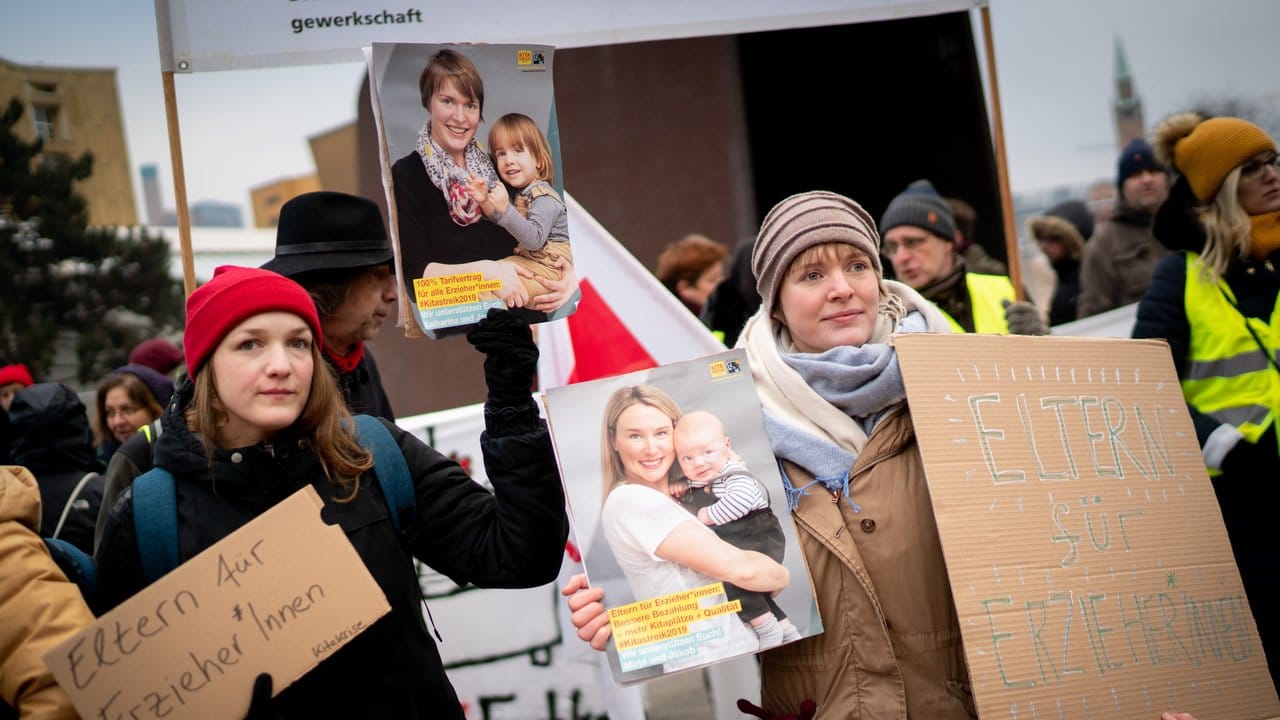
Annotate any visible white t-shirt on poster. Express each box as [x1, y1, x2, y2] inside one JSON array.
[[601, 483, 759, 672]]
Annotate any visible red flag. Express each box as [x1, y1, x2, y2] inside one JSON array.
[[537, 194, 724, 389]]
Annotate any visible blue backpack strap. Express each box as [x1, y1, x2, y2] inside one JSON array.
[[45, 537, 97, 600], [353, 415, 415, 535], [132, 466, 179, 583]]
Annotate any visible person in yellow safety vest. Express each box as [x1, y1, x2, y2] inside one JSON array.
[[879, 179, 1047, 335], [1135, 112, 1280, 687]]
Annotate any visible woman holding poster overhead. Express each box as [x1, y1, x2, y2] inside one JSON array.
[[391, 48, 575, 328], [1136, 112, 1280, 684], [96, 266, 567, 719]]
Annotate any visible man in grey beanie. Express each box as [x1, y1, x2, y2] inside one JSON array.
[[880, 179, 1044, 334]]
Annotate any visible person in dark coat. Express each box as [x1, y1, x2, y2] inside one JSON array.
[[1027, 199, 1093, 326], [96, 266, 567, 718], [1076, 138, 1171, 318], [701, 237, 761, 347], [263, 191, 399, 421], [7, 383, 104, 555], [1134, 112, 1280, 685]]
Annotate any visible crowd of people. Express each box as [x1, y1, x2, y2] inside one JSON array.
[[2, 107, 1277, 719]]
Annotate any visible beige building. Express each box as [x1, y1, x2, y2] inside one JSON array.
[[309, 122, 359, 196], [249, 173, 323, 227], [0, 57, 137, 226], [248, 122, 356, 227]]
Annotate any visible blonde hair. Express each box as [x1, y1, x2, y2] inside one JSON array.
[[599, 385, 682, 505], [1196, 167, 1253, 281], [489, 113, 555, 185], [187, 339, 372, 502]]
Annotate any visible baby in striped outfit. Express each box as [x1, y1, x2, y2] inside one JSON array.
[[674, 410, 800, 648]]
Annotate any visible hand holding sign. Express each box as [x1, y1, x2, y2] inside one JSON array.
[[45, 487, 390, 720]]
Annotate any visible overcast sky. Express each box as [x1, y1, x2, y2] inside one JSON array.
[[7, 1, 1280, 224]]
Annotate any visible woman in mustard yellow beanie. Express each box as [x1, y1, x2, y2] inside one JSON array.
[[1134, 113, 1280, 686]]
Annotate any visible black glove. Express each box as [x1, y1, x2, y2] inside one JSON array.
[[1002, 299, 1049, 336], [1220, 436, 1280, 478], [244, 673, 283, 720], [466, 308, 539, 408], [737, 697, 817, 720]]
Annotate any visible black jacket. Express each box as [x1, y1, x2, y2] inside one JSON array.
[[330, 349, 395, 421], [96, 380, 567, 718], [8, 383, 104, 555], [391, 153, 548, 331]]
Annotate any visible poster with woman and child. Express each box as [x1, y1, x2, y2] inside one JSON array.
[[368, 42, 580, 339], [544, 349, 821, 685]]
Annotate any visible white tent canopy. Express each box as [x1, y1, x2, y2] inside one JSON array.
[[155, 0, 981, 72]]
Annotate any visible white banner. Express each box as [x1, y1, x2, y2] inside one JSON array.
[[154, 0, 980, 72]]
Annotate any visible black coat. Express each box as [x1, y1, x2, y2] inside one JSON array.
[[330, 349, 395, 421], [8, 383, 104, 555], [1133, 191, 1280, 684], [96, 380, 567, 719], [391, 153, 547, 332]]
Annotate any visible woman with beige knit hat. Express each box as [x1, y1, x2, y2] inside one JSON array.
[[569, 191, 972, 718], [1134, 112, 1280, 686], [565, 191, 1207, 719]]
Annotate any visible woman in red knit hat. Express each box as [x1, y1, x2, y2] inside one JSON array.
[[95, 265, 567, 718]]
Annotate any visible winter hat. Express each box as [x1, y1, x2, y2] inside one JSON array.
[[752, 191, 881, 311], [184, 266, 322, 378], [127, 338, 184, 375], [1154, 114, 1277, 203], [1028, 200, 1093, 261], [1116, 138, 1164, 190], [114, 364, 176, 407], [0, 364, 34, 388], [879, 179, 958, 244], [261, 192, 394, 278]]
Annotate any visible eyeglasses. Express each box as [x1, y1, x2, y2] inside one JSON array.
[[1240, 153, 1280, 180], [882, 235, 933, 256]]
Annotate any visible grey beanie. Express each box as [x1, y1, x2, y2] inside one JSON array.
[[752, 191, 882, 311], [878, 179, 957, 243]]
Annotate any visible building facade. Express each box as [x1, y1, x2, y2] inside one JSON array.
[[0, 57, 137, 226]]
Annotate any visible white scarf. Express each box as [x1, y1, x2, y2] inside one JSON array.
[[742, 280, 951, 505]]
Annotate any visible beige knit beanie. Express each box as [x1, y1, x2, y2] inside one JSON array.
[[752, 191, 881, 311]]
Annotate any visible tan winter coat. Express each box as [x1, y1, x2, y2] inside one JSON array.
[[0, 466, 93, 719], [759, 408, 976, 719]]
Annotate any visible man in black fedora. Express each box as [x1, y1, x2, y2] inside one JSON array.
[[263, 191, 398, 420]]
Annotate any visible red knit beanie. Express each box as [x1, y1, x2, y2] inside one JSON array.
[[184, 266, 322, 378], [0, 364, 34, 388]]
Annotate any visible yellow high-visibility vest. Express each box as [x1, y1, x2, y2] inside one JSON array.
[[1181, 253, 1280, 447], [939, 272, 1016, 334]]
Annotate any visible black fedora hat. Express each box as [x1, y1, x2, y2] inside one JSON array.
[[262, 191, 394, 278]]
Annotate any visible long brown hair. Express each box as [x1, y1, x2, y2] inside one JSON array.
[[94, 373, 164, 447], [186, 339, 372, 501]]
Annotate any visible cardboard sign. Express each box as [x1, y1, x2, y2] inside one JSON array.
[[896, 334, 1280, 720], [45, 486, 391, 720]]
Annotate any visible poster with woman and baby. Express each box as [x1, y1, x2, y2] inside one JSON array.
[[544, 349, 821, 685], [368, 42, 580, 339]]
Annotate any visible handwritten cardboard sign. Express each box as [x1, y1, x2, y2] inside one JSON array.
[[896, 334, 1280, 720], [45, 486, 391, 720]]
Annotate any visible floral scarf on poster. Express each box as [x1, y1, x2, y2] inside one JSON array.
[[415, 120, 498, 226]]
